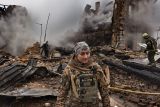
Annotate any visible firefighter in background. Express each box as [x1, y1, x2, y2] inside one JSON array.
[[55, 41, 110, 107], [40, 41, 49, 58], [143, 33, 157, 66]]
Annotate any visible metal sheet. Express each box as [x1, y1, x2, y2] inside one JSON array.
[[0, 88, 58, 97]]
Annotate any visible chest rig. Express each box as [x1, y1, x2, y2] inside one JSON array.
[[71, 66, 99, 103]]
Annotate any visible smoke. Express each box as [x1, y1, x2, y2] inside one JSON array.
[[0, 0, 115, 54], [0, 6, 35, 55], [153, 0, 160, 45], [128, 1, 155, 34], [128, 1, 160, 30], [0, 0, 86, 54], [126, 0, 160, 50], [80, 0, 114, 33]]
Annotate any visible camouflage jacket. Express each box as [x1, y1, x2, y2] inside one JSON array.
[[55, 57, 110, 107], [145, 37, 157, 51]]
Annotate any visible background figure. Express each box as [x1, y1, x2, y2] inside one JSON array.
[[143, 33, 157, 66], [40, 41, 49, 58]]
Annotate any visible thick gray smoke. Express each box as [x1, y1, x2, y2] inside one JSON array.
[[80, 0, 114, 32], [8, 0, 84, 42], [0, 6, 35, 55], [0, 0, 85, 54], [126, 0, 160, 50], [1, 0, 114, 54], [153, 0, 160, 42], [128, 1, 155, 34]]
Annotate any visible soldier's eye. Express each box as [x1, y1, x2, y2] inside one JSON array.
[[80, 52, 90, 56]]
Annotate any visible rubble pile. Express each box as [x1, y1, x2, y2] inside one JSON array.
[[0, 42, 160, 106], [90, 45, 160, 106], [110, 67, 160, 106], [111, 68, 160, 92], [18, 42, 41, 63], [23, 42, 41, 56]]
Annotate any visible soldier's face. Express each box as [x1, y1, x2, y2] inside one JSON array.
[[77, 50, 90, 64]]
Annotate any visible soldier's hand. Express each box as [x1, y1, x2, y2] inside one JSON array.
[[144, 50, 147, 53]]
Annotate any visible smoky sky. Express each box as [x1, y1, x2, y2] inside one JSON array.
[[1, 0, 160, 48], [1, 0, 89, 42], [153, 0, 160, 27], [1, 0, 112, 47], [1, 0, 83, 44], [128, 1, 160, 36]]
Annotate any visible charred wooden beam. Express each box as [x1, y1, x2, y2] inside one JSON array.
[[54, 47, 73, 56], [68, 31, 112, 46], [102, 59, 160, 85], [123, 60, 160, 74]]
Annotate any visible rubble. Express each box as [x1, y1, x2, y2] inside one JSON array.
[[0, 1, 160, 107], [103, 58, 160, 85], [1, 43, 160, 106]]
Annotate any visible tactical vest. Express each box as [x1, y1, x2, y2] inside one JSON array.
[[146, 37, 157, 51], [150, 37, 157, 50], [70, 66, 99, 103]]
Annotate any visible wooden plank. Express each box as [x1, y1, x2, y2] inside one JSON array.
[[123, 59, 160, 73], [102, 59, 160, 85]]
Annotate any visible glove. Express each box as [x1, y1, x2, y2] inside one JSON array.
[[144, 50, 147, 53]]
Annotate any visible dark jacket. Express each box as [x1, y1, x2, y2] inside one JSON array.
[[145, 37, 157, 51]]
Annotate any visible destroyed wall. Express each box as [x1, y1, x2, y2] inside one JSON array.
[[67, 1, 113, 46], [66, 31, 112, 46]]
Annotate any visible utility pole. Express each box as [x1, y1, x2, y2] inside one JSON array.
[[36, 22, 43, 45], [156, 26, 160, 42], [44, 13, 50, 42]]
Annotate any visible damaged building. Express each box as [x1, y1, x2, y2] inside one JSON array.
[[68, 0, 158, 50], [67, 1, 113, 46], [1, 1, 160, 107]]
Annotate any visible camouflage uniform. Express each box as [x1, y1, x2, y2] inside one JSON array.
[[144, 36, 157, 65], [55, 57, 110, 107]]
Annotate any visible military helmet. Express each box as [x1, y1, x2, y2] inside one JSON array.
[[142, 33, 149, 39]]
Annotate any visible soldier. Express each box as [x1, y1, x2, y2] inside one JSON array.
[[143, 33, 157, 66], [40, 41, 49, 58], [55, 41, 110, 107]]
